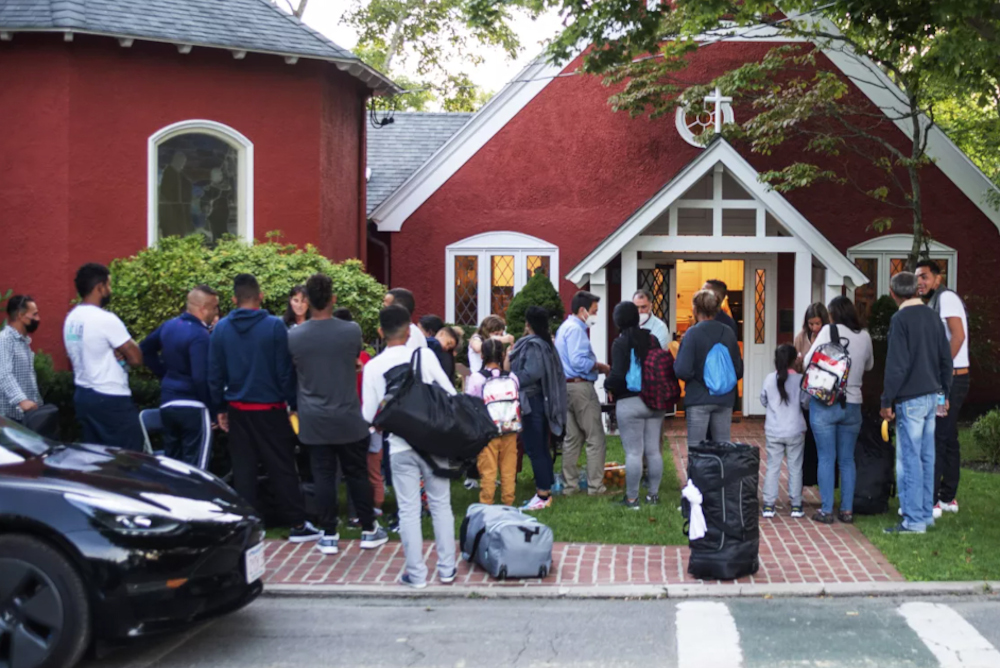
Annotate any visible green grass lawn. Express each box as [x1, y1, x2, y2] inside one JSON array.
[[853, 427, 1000, 582], [268, 436, 687, 546]]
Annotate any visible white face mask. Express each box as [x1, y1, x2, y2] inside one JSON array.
[[585, 315, 599, 329], [638, 313, 651, 326]]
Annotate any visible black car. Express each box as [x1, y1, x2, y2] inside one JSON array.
[[0, 417, 265, 668]]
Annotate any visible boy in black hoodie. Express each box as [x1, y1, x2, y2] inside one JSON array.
[[209, 274, 318, 542]]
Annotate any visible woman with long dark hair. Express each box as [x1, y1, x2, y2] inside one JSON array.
[[509, 306, 567, 511], [605, 302, 663, 509], [802, 296, 874, 525], [794, 302, 831, 372], [283, 285, 309, 328]]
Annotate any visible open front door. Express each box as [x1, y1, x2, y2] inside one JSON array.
[[743, 257, 776, 416]]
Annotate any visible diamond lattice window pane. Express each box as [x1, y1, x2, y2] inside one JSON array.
[[454, 255, 479, 326], [526, 255, 550, 282], [754, 269, 766, 344], [491, 255, 515, 316], [637, 269, 668, 322], [889, 258, 908, 277]]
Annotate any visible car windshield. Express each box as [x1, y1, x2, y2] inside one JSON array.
[[0, 417, 58, 463]]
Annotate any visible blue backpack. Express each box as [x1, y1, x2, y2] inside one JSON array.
[[704, 337, 737, 396], [626, 350, 643, 392]]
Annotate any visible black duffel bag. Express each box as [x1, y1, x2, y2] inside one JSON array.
[[853, 413, 895, 515], [683, 441, 760, 581], [373, 349, 497, 476]]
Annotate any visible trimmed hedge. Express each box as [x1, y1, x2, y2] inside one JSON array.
[[504, 272, 565, 339], [109, 234, 385, 342]]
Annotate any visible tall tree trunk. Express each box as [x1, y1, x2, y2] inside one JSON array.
[[383, 12, 406, 72], [906, 99, 926, 271]]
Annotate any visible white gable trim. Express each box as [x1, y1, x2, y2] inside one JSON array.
[[369, 56, 569, 231], [370, 21, 1000, 235], [566, 139, 868, 287]]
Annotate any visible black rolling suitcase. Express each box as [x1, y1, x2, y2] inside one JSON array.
[[683, 441, 760, 581]]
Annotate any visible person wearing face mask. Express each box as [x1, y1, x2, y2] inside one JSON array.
[[555, 290, 611, 496], [63, 263, 144, 450], [0, 295, 45, 426], [633, 289, 670, 348]]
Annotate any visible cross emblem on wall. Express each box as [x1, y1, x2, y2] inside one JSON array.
[[703, 87, 734, 134]]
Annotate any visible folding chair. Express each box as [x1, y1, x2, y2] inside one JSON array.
[[139, 404, 214, 470]]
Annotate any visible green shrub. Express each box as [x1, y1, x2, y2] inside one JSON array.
[[109, 234, 385, 342], [970, 410, 1000, 468], [0, 288, 10, 331], [504, 272, 565, 339], [867, 294, 898, 342]]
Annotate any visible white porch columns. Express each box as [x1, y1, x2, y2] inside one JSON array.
[[825, 282, 843, 305], [794, 251, 813, 327], [621, 247, 638, 305], [590, 268, 609, 404]]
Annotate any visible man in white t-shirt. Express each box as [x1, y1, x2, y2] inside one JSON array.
[[382, 288, 427, 350], [63, 263, 144, 449], [362, 304, 456, 589], [916, 260, 970, 516]]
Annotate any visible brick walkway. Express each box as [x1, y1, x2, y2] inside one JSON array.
[[262, 419, 902, 589]]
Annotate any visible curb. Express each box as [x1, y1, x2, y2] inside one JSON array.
[[263, 580, 999, 600]]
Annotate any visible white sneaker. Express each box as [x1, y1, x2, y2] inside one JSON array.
[[522, 494, 552, 511], [941, 499, 959, 514], [317, 532, 339, 555], [932, 503, 943, 519]]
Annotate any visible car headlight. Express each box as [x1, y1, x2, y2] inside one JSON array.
[[65, 492, 184, 535]]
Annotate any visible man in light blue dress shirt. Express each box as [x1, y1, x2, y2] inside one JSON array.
[[633, 289, 670, 348], [555, 291, 611, 495]]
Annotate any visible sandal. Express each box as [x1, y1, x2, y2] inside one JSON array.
[[838, 511, 854, 524], [811, 511, 835, 525]]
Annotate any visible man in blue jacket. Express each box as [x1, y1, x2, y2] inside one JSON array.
[[209, 274, 317, 542], [141, 285, 219, 467]]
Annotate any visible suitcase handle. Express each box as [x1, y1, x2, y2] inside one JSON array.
[[517, 526, 540, 542], [467, 527, 487, 562]]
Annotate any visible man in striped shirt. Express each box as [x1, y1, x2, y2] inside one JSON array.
[[0, 295, 43, 423]]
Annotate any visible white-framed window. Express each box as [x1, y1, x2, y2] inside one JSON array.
[[147, 120, 254, 247], [445, 232, 560, 326], [847, 235, 957, 319]]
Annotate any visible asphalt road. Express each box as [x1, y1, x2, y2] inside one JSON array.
[[84, 594, 1000, 668]]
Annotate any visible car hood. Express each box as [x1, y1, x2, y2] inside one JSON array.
[[5, 443, 257, 522]]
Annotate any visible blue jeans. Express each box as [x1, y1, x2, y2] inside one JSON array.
[[895, 394, 937, 531], [522, 393, 555, 492], [809, 400, 861, 514]]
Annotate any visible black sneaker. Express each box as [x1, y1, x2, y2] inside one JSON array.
[[790, 506, 805, 518], [347, 517, 361, 529], [762, 505, 776, 518], [811, 511, 835, 525], [620, 496, 640, 511], [387, 515, 400, 533], [645, 494, 660, 505], [288, 521, 322, 543], [838, 511, 854, 524]]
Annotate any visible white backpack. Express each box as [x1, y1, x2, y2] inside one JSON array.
[[480, 372, 522, 434]]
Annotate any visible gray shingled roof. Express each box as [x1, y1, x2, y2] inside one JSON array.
[[0, 0, 397, 93], [367, 111, 474, 215]]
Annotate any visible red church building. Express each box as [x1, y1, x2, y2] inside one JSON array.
[[0, 0, 396, 359], [366, 33, 1000, 413]]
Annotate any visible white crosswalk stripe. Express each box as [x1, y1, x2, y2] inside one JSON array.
[[676, 601, 743, 668], [899, 602, 1000, 668]]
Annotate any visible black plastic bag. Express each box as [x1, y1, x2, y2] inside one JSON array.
[[853, 413, 895, 515], [683, 441, 760, 581], [373, 349, 497, 464]]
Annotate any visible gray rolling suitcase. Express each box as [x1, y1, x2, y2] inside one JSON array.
[[460, 504, 554, 580]]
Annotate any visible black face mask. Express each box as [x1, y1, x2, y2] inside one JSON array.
[[24, 319, 40, 334], [100, 293, 112, 308], [922, 288, 936, 303]]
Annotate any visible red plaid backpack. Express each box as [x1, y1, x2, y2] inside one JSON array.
[[640, 347, 681, 411]]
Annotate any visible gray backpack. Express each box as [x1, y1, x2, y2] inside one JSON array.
[[459, 504, 554, 580]]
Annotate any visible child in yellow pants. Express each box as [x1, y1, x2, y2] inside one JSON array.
[[477, 432, 519, 505], [465, 338, 522, 506]]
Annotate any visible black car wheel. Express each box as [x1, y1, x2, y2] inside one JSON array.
[[0, 535, 90, 668]]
